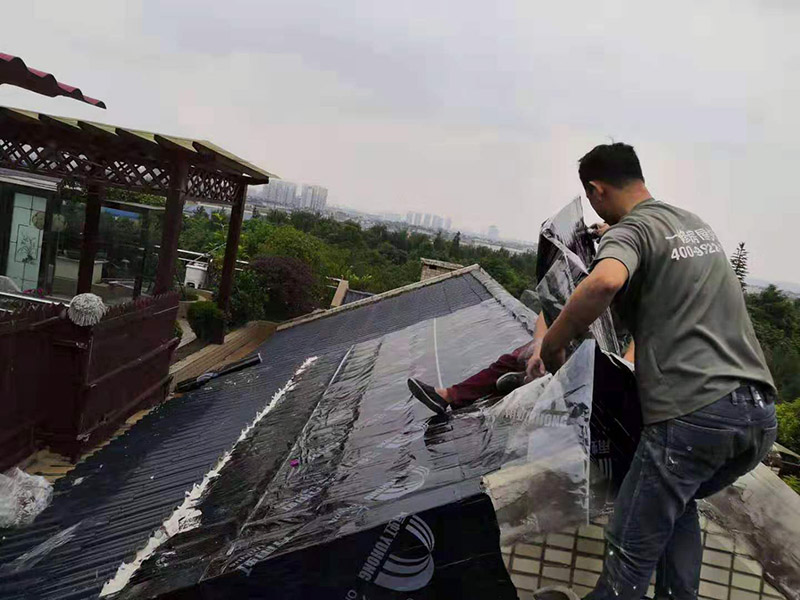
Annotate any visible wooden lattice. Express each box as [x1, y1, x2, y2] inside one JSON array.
[[187, 167, 243, 204], [0, 135, 244, 204]]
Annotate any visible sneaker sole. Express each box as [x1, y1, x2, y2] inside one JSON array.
[[408, 379, 447, 415]]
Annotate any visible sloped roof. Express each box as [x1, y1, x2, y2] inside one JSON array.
[[0, 268, 523, 599], [0, 54, 106, 108]]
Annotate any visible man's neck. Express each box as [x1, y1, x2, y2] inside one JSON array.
[[615, 184, 652, 219]]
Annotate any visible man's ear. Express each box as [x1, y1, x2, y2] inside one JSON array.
[[588, 181, 603, 198]]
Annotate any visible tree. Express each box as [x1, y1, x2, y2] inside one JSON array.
[[730, 242, 749, 289], [777, 398, 800, 454], [249, 256, 317, 319], [450, 232, 461, 259]]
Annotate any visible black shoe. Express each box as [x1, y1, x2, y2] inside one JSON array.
[[496, 371, 526, 395], [407, 378, 449, 415]]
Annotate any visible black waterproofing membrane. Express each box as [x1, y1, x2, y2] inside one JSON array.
[[2, 200, 642, 600]]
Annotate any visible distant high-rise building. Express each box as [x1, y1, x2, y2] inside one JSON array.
[[487, 225, 500, 241], [445, 218, 452, 231], [432, 215, 444, 230], [422, 214, 432, 228], [406, 212, 414, 224], [299, 184, 328, 212], [249, 180, 327, 212], [414, 213, 422, 226]]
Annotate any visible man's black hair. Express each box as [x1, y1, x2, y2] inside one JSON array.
[[578, 143, 645, 189]]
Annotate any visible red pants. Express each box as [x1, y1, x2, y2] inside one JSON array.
[[448, 342, 532, 406]]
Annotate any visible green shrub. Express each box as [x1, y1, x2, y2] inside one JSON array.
[[187, 301, 224, 342], [777, 398, 800, 454], [180, 287, 199, 302], [229, 269, 268, 326], [784, 475, 800, 496]]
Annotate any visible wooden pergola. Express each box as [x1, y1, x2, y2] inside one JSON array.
[[0, 106, 276, 311]]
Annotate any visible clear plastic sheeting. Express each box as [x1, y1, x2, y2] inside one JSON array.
[[482, 340, 594, 545], [116, 299, 529, 599], [536, 196, 621, 355], [0, 468, 52, 528]]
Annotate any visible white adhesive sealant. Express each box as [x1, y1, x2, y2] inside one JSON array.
[[100, 356, 318, 597]]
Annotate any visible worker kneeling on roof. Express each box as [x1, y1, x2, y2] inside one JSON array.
[[538, 143, 777, 600]]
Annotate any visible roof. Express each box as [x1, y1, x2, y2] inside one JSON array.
[[0, 106, 277, 203], [0, 54, 106, 108], [0, 267, 530, 599], [342, 288, 374, 305], [421, 257, 465, 270]]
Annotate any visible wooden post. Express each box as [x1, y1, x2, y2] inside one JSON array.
[[133, 210, 151, 298], [76, 184, 104, 294], [216, 183, 247, 314], [153, 161, 188, 295]]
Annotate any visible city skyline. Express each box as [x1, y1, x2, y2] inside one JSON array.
[[6, 2, 793, 281]]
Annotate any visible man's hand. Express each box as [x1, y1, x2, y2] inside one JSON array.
[[539, 258, 628, 373], [588, 222, 610, 239], [525, 353, 546, 381]]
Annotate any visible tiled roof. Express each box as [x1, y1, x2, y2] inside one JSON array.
[[0, 53, 106, 108], [0, 270, 495, 599]]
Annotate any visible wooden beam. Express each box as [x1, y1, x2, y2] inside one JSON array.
[[76, 184, 104, 294], [153, 161, 188, 295], [133, 211, 151, 298], [216, 183, 246, 315]]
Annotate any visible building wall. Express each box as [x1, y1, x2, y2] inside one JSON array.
[[505, 517, 787, 600]]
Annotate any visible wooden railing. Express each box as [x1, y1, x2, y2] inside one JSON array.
[[0, 292, 179, 469]]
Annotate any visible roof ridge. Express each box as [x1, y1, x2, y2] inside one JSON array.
[[470, 267, 539, 336], [276, 264, 481, 331]]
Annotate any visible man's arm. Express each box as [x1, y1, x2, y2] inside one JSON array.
[[540, 258, 628, 372], [524, 312, 548, 380]]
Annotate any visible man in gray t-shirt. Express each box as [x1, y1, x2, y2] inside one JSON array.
[[538, 143, 777, 600]]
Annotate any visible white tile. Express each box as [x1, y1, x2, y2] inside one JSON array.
[[703, 549, 733, 569], [700, 564, 730, 585], [706, 534, 735, 552], [541, 564, 571, 582], [577, 538, 605, 556], [762, 583, 785, 599], [515, 543, 543, 559], [575, 555, 603, 573], [730, 589, 759, 600], [733, 556, 762, 576], [578, 524, 605, 540], [544, 548, 573, 566], [573, 570, 600, 586], [512, 557, 540, 575], [731, 572, 760, 592], [510, 573, 539, 591], [546, 533, 575, 550], [699, 580, 729, 600]]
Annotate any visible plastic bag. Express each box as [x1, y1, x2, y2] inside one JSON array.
[[0, 468, 53, 528]]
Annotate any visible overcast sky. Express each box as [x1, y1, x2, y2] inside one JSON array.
[[3, 1, 797, 282]]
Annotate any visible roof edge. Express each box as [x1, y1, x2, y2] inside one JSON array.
[[277, 264, 482, 331], [470, 267, 539, 336]]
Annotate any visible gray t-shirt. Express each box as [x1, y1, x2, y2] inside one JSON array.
[[593, 198, 775, 424]]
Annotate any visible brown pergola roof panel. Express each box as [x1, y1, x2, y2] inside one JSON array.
[[0, 53, 107, 108], [0, 106, 278, 204]]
